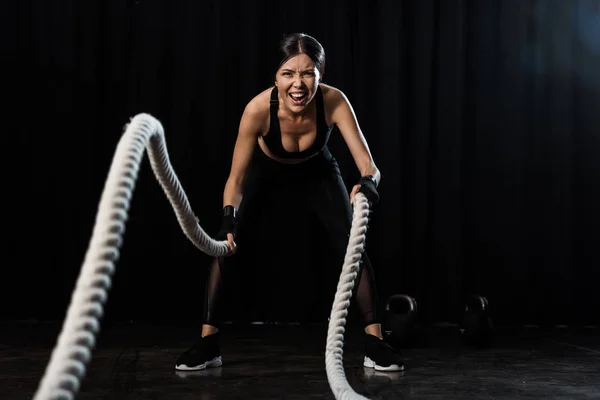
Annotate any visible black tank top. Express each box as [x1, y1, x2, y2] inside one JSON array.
[[260, 85, 334, 159]]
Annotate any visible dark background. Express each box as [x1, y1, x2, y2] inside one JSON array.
[[2, 0, 599, 329]]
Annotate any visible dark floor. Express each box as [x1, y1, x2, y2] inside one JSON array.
[[1, 321, 599, 399]]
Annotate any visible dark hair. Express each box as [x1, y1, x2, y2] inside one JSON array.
[[276, 33, 326, 78]]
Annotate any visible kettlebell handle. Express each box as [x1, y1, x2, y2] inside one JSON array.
[[467, 294, 488, 312], [386, 294, 417, 314]]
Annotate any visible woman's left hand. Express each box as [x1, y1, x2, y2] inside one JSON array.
[[350, 184, 361, 205], [350, 175, 379, 207], [350, 184, 374, 207]]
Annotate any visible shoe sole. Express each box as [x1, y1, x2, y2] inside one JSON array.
[[363, 356, 404, 372], [175, 356, 222, 371]]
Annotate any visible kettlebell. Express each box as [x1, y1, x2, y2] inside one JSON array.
[[384, 294, 418, 348], [460, 294, 495, 347]]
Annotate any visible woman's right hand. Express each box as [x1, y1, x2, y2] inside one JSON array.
[[225, 233, 237, 256]]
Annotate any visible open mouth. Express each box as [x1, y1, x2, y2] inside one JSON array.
[[289, 92, 308, 105]]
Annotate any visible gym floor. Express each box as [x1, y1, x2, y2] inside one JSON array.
[[2, 321, 599, 399]]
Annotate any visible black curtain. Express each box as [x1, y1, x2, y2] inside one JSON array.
[[3, 0, 599, 327]]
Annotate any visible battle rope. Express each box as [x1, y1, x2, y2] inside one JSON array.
[[326, 191, 371, 400], [33, 113, 370, 400]]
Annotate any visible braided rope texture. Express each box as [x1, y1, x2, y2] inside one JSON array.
[[325, 192, 371, 400], [33, 114, 228, 400]]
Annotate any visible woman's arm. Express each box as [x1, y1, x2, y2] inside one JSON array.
[[223, 99, 264, 209], [330, 87, 381, 203], [329, 88, 381, 186]]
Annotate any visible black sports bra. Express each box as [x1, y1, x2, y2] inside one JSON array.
[[260, 85, 334, 159]]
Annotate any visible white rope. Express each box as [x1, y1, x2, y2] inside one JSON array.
[[32, 113, 369, 400], [33, 114, 229, 400], [325, 193, 371, 400]]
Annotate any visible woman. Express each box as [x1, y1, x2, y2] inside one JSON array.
[[176, 33, 403, 372]]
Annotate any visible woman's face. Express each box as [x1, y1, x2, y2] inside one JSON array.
[[275, 53, 320, 114]]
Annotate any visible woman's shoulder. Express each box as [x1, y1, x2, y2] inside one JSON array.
[[243, 87, 274, 118], [237, 87, 273, 137], [319, 83, 351, 121], [319, 83, 346, 105]]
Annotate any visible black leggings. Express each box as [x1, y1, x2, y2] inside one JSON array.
[[203, 147, 380, 328]]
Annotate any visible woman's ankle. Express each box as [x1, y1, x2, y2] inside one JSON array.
[[364, 323, 383, 339], [202, 325, 219, 337]]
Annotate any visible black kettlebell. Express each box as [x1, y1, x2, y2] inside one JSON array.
[[384, 294, 418, 348], [461, 294, 495, 347]]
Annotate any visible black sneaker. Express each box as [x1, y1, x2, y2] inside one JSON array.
[[175, 332, 222, 371], [363, 334, 404, 371]]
